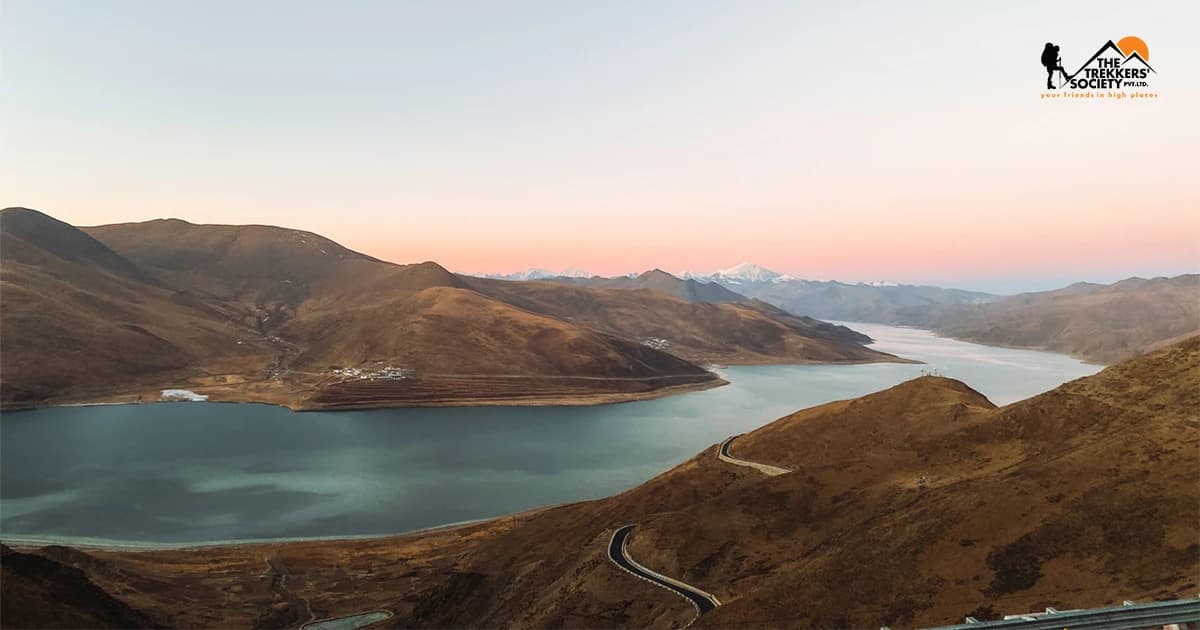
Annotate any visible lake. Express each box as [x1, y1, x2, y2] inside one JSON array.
[[0, 323, 1099, 546]]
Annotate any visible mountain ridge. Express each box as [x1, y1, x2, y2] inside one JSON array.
[[0, 208, 901, 409]]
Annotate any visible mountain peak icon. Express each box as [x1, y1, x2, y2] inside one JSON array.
[[1122, 50, 1156, 72]]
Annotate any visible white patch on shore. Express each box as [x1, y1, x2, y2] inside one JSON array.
[[161, 389, 209, 402]]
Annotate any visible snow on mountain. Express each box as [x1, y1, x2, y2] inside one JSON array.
[[709, 262, 782, 284], [680, 263, 796, 284], [476, 267, 592, 281]]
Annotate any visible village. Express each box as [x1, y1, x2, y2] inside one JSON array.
[[328, 365, 413, 383]]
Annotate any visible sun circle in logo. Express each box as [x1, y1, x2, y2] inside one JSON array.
[[1117, 35, 1149, 60]]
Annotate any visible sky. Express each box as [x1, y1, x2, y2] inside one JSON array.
[[2, 0, 1197, 294]]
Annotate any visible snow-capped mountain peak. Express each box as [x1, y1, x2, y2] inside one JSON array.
[[711, 262, 781, 283]]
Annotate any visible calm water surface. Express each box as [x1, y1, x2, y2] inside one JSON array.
[[0, 323, 1098, 545]]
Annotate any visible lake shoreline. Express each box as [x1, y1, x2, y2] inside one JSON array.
[[0, 349, 918, 413], [842, 320, 1110, 367], [1, 323, 1099, 546], [0, 499, 581, 552], [0, 376, 730, 414]]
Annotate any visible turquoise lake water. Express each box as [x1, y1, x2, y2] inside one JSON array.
[[0, 323, 1098, 545]]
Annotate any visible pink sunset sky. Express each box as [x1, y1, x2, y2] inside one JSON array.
[[3, 1, 1197, 293]]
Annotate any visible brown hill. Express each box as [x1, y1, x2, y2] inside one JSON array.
[[288, 286, 718, 409], [900, 274, 1200, 364], [1, 207, 151, 283], [0, 209, 267, 406], [462, 275, 899, 365], [84, 218, 468, 314], [2, 209, 722, 408], [403, 335, 1198, 628], [14, 337, 1194, 629]]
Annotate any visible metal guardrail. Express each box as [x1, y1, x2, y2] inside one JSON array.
[[925, 597, 1200, 630]]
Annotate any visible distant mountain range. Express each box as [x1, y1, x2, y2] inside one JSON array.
[[682, 262, 795, 284], [678, 264, 1000, 325], [481, 267, 593, 281], [489, 262, 915, 288], [488, 263, 1199, 364], [484, 262, 999, 324]]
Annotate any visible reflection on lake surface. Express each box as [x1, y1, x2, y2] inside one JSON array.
[[0, 323, 1098, 545]]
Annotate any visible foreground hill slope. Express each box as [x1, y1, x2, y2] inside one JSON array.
[[462, 275, 901, 365], [0, 544, 160, 628], [8, 337, 1194, 629], [907, 274, 1200, 363], [414, 336, 1198, 628]]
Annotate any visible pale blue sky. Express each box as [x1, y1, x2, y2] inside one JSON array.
[[3, 0, 1197, 293]]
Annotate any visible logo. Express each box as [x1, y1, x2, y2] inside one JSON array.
[[1040, 36, 1158, 99]]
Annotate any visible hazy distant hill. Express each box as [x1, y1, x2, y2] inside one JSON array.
[[481, 267, 592, 281], [905, 274, 1200, 363], [684, 262, 1198, 363], [684, 262, 998, 322], [16, 336, 1196, 628], [1, 208, 901, 409]]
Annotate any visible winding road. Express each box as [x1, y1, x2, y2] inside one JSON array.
[[607, 525, 721, 623], [605, 435, 790, 624], [718, 435, 791, 476]]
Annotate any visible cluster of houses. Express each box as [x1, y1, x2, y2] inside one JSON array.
[[641, 337, 670, 350], [330, 366, 412, 382]]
